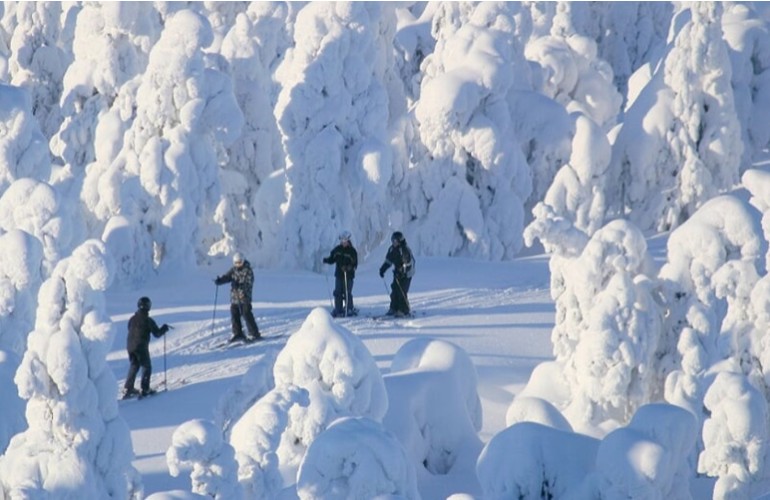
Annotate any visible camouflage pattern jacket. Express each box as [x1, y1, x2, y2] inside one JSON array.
[[215, 260, 255, 304]]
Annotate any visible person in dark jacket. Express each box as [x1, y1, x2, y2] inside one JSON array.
[[123, 296, 169, 398], [379, 231, 415, 317], [215, 252, 261, 343], [322, 230, 358, 317]]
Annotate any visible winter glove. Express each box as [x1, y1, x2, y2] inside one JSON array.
[[323, 257, 332, 264], [379, 263, 388, 278], [160, 324, 170, 335], [214, 276, 224, 285]]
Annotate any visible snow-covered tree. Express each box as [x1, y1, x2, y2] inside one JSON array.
[[212, 4, 289, 258], [722, 3, 770, 169], [89, 9, 242, 274], [264, 2, 400, 268], [539, 2, 672, 104], [7, 2, 67, 138], [609, 3, 743, 232], [51, 2, 160, 178], [527, 111, 612, 242], [0, 240, 141, 499], [525, 33, 622, 131], [661, 195, 763, 465], [699, 371, 770, 499], [549, 219, 663, 433], [0, 179, 70, 275], [0, 229, 43, 356], [409, 2, 534, 260], [0, 83, 49, 191], [0, 350, 23, 454]]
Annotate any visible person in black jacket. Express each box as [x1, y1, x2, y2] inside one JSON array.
[[123, 296, 169, 398], [379, 231, 416, 317], [215, 252, 261, 343], [322, 230, 358, 317]]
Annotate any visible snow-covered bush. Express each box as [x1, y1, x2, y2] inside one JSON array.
[[383, 338, 482, 496], [505, 396, 572, 431], [272, 308, 387, 467], [476, 422, 599, 499], [230, 385, 309, 499], [591, 403, 696, 498], [229, 307, 386, 497], [0, 240, 140, 499], [166, 419, 242, 500], [296, 416, 420, 500]]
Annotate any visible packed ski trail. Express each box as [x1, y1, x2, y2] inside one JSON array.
[[105, 254, 555, 496]]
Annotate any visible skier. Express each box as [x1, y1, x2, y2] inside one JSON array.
[[379, 231, 416, 317], [215, 252, 261, 343], [123, 296, 170, 399], [322, 230, 359, 317]]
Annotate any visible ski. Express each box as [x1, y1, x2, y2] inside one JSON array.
[[368, 311, 421, 321], [215, 332, 287, 349]]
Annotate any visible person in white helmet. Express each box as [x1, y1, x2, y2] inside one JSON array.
[[215, 252, 261, 342], [322, 230, 358, 317]]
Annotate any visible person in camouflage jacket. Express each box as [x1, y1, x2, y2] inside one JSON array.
[[215, 252, 261, 342]]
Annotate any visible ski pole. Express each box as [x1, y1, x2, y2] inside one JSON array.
[[394, 275, 411, 313], [211, 285, 219, 337], [343, 270, 349, 317], [163, 325, 174, 391], [163, 332, 167, 391], [324, 270, 334, 310]]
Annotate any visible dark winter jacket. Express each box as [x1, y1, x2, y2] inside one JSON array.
[[323, 244, 358, 278], [381, 241, 415, 278], [216, 260, 255, 304], [126, 309, 168, 352]]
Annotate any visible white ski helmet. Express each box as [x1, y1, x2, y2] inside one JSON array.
[[339, 230, 352, 242], [233, 252, 244, 265]]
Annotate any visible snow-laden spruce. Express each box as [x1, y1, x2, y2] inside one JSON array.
[[261, 2, 400, 268], [0, 240, 140, 499], [83, 9, 242, 275], [410, 2, 533, 260], [0, 83, 49, 193], [8, 2, 67, 138], [213, 3, 289, 259], [609, 3, 742, 232]]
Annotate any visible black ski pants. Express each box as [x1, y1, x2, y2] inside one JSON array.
[[125, 345, 152, 393], [333, 272, 355, 314], [231, 302, 260, 339], [390, 274, 411, 314]]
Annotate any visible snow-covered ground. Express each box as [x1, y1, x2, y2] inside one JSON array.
[[106, 248, 555, 498]]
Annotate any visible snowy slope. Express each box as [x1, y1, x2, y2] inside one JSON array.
[[106, 251, 554, 497]]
